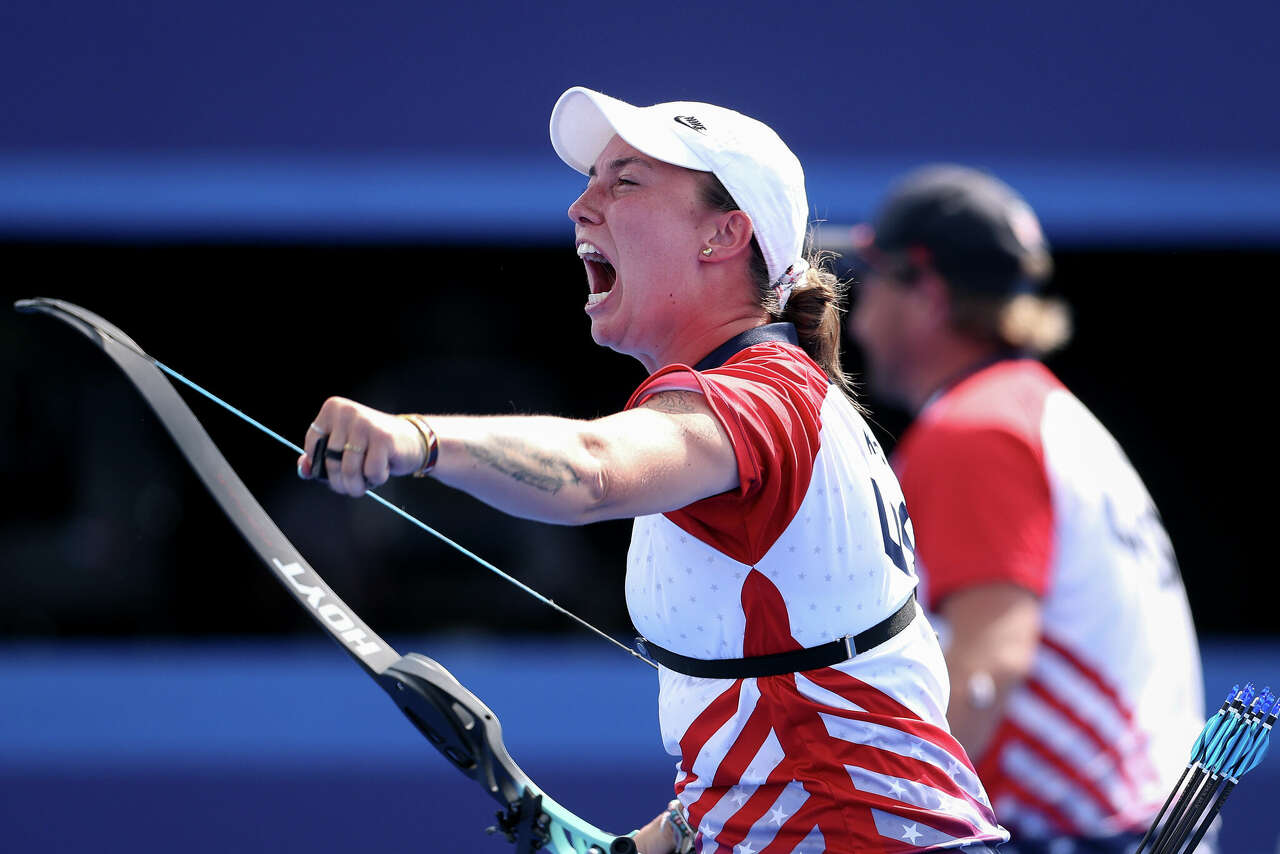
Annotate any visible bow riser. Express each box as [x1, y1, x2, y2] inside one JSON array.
[[17, 297, 634, 854]]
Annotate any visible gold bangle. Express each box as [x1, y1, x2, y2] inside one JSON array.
[[400, 414, 438, 477]]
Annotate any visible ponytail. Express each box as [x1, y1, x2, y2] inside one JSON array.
[[775, 256, 854, 398], [699, 175, 856, 400], [948, 291, 1073, 357]]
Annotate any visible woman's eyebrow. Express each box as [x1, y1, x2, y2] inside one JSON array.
[[587, 156, 654, 178]]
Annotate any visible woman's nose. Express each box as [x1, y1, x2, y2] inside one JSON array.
[[567, 185, 602, 225]]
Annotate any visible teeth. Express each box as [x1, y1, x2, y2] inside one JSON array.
[[578, 242, 614, 307], [577, 242, 612, 265]]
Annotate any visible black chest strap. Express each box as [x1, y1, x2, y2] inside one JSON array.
[[636, 592, 917, 679]]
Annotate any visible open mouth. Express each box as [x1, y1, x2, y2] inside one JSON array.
[[576, 242, 617, 304]]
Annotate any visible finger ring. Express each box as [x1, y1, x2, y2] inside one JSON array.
[[344, 443, 366, 454], [309, 422, 326, 433]]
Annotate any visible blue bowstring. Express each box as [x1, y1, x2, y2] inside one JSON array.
[[156, 360, 657, 670]]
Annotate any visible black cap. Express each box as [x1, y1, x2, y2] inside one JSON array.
[[861, 164, 1052, 294]]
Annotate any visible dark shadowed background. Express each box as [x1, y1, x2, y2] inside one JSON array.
[[0, 245, 1272, 641]]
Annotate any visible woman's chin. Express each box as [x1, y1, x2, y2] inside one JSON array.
[[588, 318, 618, 350]]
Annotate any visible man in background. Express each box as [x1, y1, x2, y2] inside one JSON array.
[[847, 164, 1205, 853]]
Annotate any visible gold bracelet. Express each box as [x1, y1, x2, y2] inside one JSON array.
[[400, 414, 438, 477]]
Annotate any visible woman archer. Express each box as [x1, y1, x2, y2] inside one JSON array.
[[299, 86, 1007, 854]]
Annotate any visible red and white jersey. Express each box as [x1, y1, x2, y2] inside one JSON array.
[[624, 325, 1007, 853], [893, 359, 1203, 841]]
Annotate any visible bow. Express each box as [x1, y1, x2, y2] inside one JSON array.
[[16, 297, 643, 854]]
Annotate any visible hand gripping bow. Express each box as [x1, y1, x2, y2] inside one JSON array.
[[16, 298, 644, 854]]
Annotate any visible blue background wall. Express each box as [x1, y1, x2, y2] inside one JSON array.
[[3, 638, 1278, 852], [2, 1, 1278, 244]]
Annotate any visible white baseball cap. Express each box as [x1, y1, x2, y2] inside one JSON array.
[[550, 86, 810, 308]]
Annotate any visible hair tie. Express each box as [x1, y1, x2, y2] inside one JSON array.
[[773, 260, 809, 311]]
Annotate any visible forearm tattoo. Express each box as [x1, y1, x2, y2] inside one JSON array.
[[643, 391, 703, 414], [467, 435, 584, 494]]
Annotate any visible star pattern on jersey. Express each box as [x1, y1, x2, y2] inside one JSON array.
[[617, 351, 1009, 853], [663, 568, 1004, 854]]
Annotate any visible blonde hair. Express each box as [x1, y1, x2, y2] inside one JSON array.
[[949, 291, 1073, 357], [699, 175, 855, 398]]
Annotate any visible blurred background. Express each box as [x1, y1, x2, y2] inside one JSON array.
[[2, 1, 1277, 851]]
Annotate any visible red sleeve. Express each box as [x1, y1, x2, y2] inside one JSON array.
[[625, 346, 826, 564], [895, 424, 1054, 608]]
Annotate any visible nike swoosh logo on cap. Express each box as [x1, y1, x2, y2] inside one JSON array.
[[674, 115, 708, 134]]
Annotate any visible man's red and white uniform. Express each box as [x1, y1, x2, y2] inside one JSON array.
[[892, 358, 1203, 842], [624, 324, 1008, 853]]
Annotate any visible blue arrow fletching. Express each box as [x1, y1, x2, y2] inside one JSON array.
[[1205, 714, 1242, 766], [1240, 733, 1271, 777], [1220, 721, 1259, 776], [1209, 713, 1256, 771], [1192, 712, 1224, 761], [1192, 686, 1242, 761]]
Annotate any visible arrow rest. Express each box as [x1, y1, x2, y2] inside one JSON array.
[[486, 789, 549, 851]]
